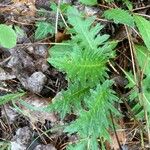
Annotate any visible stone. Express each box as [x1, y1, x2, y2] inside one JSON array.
[[27, 72, 47, 93], [34, 144, 57, 150], [11, 127, 32, 150]]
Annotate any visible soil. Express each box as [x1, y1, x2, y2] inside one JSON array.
[[0, 0, 150, 150]]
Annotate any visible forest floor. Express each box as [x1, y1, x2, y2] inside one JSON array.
[[0, 0, 150, 150]]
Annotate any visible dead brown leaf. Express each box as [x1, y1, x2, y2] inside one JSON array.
[[0, 0, 36, 17], [55, 31, 70, 43], [18, 94, 58, 124]]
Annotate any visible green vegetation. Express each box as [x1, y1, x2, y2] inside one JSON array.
[[1, 0, 150, 149], [0, 24, 17, 48], [0, 92, 25, 106], [47, 7, 119, 149]]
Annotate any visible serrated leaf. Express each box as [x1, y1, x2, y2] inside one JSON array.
[[46, 83, 90, 119], [0, 92, 25, 105], [47, 7, 119, 148], [79, 0, 97, 6], [67, 7, 110, 51], [134, 15, 150, 50], [49, 44, 109, 86], [48, 44, 72, 59], [65, 80, 119, 149], [103, 8, 134, 27], [0, 24, 17, 48], [48, 7, 115, 86], [35, 22, 54, 40]]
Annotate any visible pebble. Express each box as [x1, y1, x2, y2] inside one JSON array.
[[34, 45, 47, 58], [27, 71, 47, 93], [62, 0, 72, 3], [84, 6, 99, 16], [34, 144, 57, 150], [11, 127, 32, 150]]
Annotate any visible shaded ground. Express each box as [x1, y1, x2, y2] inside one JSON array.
[[0, 0, 150, 149]]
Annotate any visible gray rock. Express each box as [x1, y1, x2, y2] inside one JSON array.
[[11, 127, 32, 150], [27, 72, 47, 93], [84, 6, 99, 16], [35, 58, 49, 72], [11, 142, 26, 150], [35, 45, 47, 58], [0, 67, 16, 80], [1, 105, 18, 124], [34, 144, 56, 150], [62, 0, 72, 3], [7, 48, 35, 73]]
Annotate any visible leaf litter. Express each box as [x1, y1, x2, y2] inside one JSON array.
[[0, 0, 150, 150]]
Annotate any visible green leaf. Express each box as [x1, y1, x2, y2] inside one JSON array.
[[123, 0, 133, 10], [50, 2, 57, 12], [120, 69, 135, 88], [0, 92, 25, 105], [48, 7, 114, 86], [79, 0, 97, 6], [0, 141, 11, 150], [65, 80, 119, 149], [0, 24, 17, 48], [134, 15, 150, 50], [49, 45, 110, 86], [124, 45, 150, 121], [135, 45, 150, 76], [48, 44, 72, 59], [135, 45, 150, 113], [46, 83, 90, 119], [35, 21, 54, 40], [60, 3, 70, 13], [14, 26, 25, 39], [67, 7, 110, 51], [67, 141, 86, 150], [47, 7, 119, 149], [103, 8, 134, 27]]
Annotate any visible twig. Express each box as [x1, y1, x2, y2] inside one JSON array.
[[125, 25, 137, 84], [109, 110, 123, 150], [16, 42, 70, 46], [55, 0, 61, 42], [137, 13, 150, 19], [2, 105, 12, 134], [133, 5, 150, 11], [108, 61, 119, 74], [96, 17, 113, 23], [60, 11, 69, 28]]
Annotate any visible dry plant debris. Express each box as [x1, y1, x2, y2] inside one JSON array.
[[0, 0, 150, 150]]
